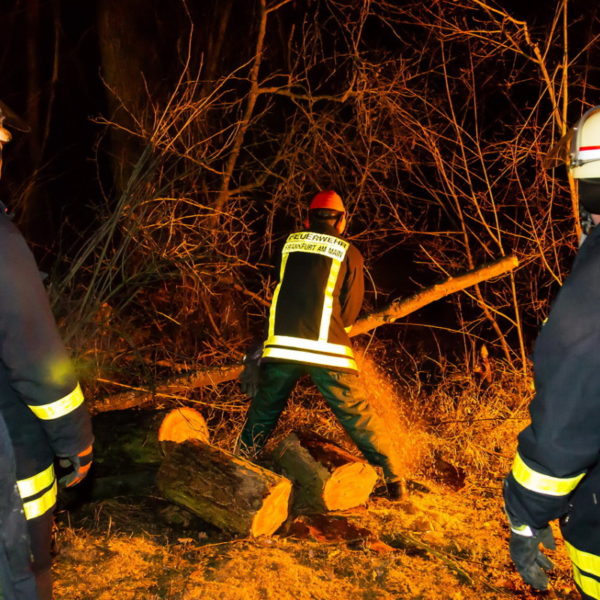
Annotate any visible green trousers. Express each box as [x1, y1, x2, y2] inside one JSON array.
[[239, 362, 402, 482]]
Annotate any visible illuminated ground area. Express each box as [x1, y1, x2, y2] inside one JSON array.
[[55, 483, 578, 600], [53, 475, 577, 599], [53, 357, 579, 599]]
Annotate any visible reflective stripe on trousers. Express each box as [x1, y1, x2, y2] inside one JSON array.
[[17, 465, 56, 521]]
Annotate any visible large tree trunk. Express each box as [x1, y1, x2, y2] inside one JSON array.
[[61, 407, 210, 503], [92, 255, 518, 413], [96, 0, 163, 192], [157, 440, 292, 537], [92, 407, 209, 473], [273, 432, 378, 513]]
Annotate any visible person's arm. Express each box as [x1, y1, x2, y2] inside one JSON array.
[[340, 245, 364, 329], [503, 260, 600, 589], [0, 220, 93, 459], [505, 286, 600, 528]]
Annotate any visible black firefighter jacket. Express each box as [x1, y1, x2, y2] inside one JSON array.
[[505, 223, 600, 534], [0, 210, 93, 524], [262, 222, 364, 373]]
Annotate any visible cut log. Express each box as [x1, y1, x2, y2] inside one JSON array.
[[92, 407, 209, 474], [156, 440, 292, 537], [92, 255, 518, 413], [273, 432, 378, 513], [158, 407, 210, 445], [60, 407, 211, 504]]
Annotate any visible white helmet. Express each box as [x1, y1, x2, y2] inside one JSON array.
[[569, 106, 600, 179]]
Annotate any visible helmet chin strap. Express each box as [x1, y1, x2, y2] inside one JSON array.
[[579, 206, 594, 247]]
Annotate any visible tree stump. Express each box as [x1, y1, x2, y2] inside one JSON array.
[[92, 406, 209, 473], [62, 407, 210, 503], [156, 440, 292, 537], [158, 407, 210, 445], [273, 432, 378, 512]]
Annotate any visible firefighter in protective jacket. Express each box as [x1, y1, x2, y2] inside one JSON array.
[[239, 191, 403, 498], [504, 106, 600, 599], [0, 105, 93, 600]]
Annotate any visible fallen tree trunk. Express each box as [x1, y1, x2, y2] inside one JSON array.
[[60, 408, 209, 503], [92, 255, 518, 413], [92, 406, 209, 474], [157, 439, 292, 537], [92, 366, 243, 413], [273, 432, 378, 512], [349, 254, 518, 336]]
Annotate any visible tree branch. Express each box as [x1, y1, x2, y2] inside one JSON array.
[[91, 255, 518, 413]]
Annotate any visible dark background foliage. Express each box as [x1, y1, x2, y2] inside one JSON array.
[[1, 0, 599, 393]]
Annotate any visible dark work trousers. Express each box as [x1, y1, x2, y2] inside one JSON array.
[[0, 415, 39, 600], [28, 510, 54, 600], [560, 464, 600, 600], [239, 362, 402, 482]]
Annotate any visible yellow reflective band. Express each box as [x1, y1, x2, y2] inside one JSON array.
[[267, 335, 354, 357], [22, 481, 57, 520], [268, 253, 289, 340], [284, 232, 349, 261], [510, 523, 534, 537], [573, 565, 600, 599], [319, 259, 341, 342], [17, 464, 55, 499], [511, 452, 585, 496], [567, 542, 600, 579], [263, 346, 357, 371], [28, 383, 85, 420]]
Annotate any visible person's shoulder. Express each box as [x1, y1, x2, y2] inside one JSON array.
[[0, 214, 37, 270], [345, 240, 364, 265], [573, 227, 600, 275]]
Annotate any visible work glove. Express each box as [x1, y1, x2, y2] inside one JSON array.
[[508, 524, 555, 591], [239, 341, 263, 398], [58, 444, 93, 488]]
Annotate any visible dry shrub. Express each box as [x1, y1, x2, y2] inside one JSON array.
[[412, 358, 532, 485]]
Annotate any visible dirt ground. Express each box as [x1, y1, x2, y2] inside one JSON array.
[[52, 356, 580, 600], [53, 476, 578, 600]]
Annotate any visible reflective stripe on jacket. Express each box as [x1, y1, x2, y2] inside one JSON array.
[[262, 224, 364, 373]]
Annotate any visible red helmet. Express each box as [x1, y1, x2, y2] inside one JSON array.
[[309, 190, 345, 213]]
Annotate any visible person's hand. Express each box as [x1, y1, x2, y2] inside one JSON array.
[[239, 342, 263, 398], [509, 525, 555, 590], [58, 444, 93, 487]]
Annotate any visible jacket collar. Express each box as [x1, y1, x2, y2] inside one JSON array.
[[304, 222, 344, 239]]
